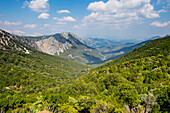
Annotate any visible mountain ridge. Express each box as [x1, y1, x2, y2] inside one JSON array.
[[24, 32, 104, 64]]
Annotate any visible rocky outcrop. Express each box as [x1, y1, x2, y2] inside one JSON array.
[[35, 32, 87, 56], [0, 29, 38, 54], [36, 36, 72, 55]]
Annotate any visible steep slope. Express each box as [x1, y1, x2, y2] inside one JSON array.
[[0, 33, 169, 113], [26, 33, 104, 64], [49, 36, 169, 113], [10, 35, 168, 113], [0, 30, 89, 111]]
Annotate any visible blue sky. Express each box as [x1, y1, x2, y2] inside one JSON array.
[[0, 0, 169, 40]]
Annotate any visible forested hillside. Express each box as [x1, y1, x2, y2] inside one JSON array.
[[0, 32, 89, 112], [0, 36, 169, 113], [0, 48, 88, 92], [48, 36, 169, 113]]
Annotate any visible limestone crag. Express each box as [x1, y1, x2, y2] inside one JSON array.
[[36, 36, 72, 55], [35, 32, 87, 56]]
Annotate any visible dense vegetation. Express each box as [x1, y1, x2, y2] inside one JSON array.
[[0, 36, 169, 113], [0, 47, 90, 112]]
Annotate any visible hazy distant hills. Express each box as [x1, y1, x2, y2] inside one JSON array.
[[83, 36, 162, 65]]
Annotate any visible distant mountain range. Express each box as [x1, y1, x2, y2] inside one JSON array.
[[83, 36, 162, 64], [0, 29, 163, 65]]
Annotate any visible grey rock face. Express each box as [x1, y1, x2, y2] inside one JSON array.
[[36, 36, 72, 55]]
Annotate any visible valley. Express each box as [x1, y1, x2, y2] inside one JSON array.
[[0, 29, 169, 113], [0, 0, 169, 112], [22, 31, 160, 65]]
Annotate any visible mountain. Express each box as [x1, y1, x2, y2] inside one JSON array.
[[53, 36, 169, 113], [0, 29, 164, 66], [83, 38, 140, 48], [85, 38, 156, 65], [0, 29, 169, 113], [97, 36, 170, 69], [25, 32, 104, 64], [83, 38, 120, 48], [0, 30, 90, 112]]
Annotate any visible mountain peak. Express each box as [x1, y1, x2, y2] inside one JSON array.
[[60, 32, 85, 44]]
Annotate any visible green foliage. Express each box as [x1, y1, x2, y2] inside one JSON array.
[[90, 100, 114, 113], [58, 103, 78, 113], [0, 36, 169, 112]]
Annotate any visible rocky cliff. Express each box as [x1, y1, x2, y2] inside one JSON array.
[[0, 29, 38, 54], [35, 32, 86, 56]]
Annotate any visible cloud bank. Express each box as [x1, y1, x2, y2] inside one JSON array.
[[83, 0, 160, 27]]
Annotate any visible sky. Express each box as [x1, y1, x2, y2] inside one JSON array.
[[0, 0, 170, 40]]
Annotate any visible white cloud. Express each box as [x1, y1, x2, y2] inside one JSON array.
[[24, 24, 37, 28], [38, 13, 49, 19], [56, 22, 67, 25], [150, 21, 170, 27], [4, 21, 22, 25], [57, 10, 70, 14], [44, 24, 49, 27], [23, 0, 49, 12], [83, 0, 159, 27], [53, 16, 76, 22]]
